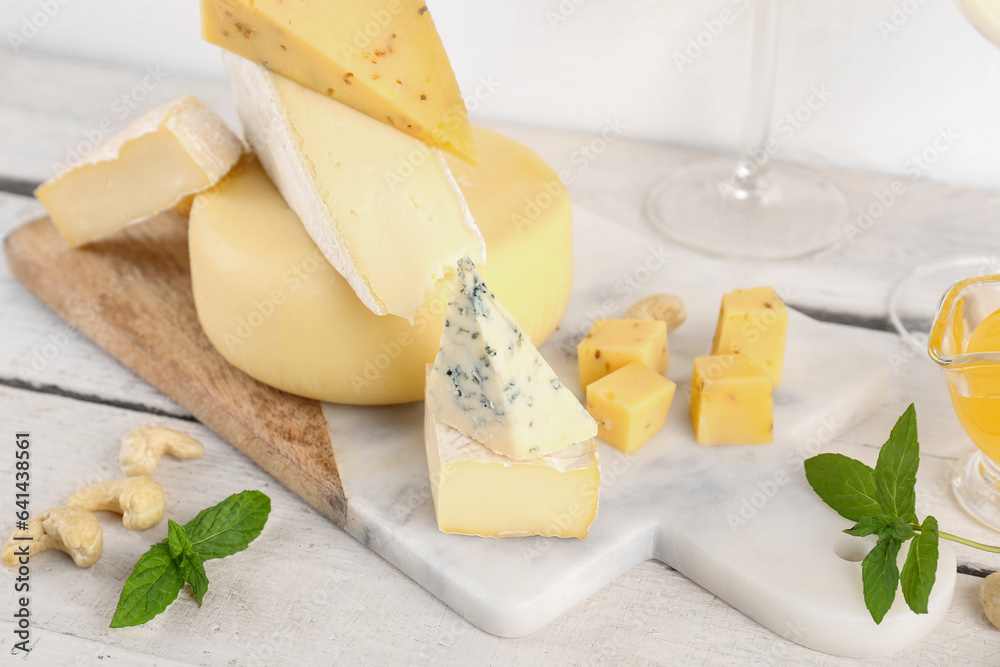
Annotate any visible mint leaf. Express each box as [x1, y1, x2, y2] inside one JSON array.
[[807, 405, 1000, 626], [169, 519, 209, 606], [112, 490, 270, 627], [844, 515, 890, 538], [862, 537, 903, 624], [110, 543, 184, 628], [183, 490, 271, 561], [804, 453, 881, 521], [178, 554, 209, 606], [885, 516, 916, 541], [168, 519, 194, 560], [901, 516, 939, 614], [874, 404, 919, 523]]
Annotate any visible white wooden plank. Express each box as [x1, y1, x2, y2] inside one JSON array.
[[1, 374, 998, 664], [0, 192, 190, 418], [0, 623, 196, 666]]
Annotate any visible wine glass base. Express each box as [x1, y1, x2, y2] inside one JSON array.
[[645, 158, 850, 260], [952, 449, 1000, 533], [888, 255, 1000, 353]]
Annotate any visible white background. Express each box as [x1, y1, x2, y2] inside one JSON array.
[[2, 0, 1000, 188]]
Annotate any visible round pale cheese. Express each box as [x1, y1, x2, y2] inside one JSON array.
[[189, 126, 573, 404]]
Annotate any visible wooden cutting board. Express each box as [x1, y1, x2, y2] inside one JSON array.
[[3, 212, 348, 528]]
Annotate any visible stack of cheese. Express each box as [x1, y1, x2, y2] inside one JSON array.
[[424, 258, 601, 538], [206, 0, 486, 320], [34, 0, 580, 406], [196, 0, 579, 406]]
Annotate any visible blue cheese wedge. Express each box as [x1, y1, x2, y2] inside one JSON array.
[[426, 257, 597, 460]]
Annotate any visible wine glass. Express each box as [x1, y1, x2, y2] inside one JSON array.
[[645, 0, 850, 260]]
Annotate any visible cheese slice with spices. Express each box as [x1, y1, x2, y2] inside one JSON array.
[[34, 96, 242, 247], [201, 0, 477, 163], [225, 54, 485, 320], [426, 257, 598, 460]]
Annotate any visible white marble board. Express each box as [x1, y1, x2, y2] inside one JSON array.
[[322, 207, 956, 658]]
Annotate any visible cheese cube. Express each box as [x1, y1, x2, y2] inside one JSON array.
[[710, 287, 788, 386], [577, 319, 668, 389], [690, 355, 773, 445], [586, 363, 676, 454], [424, 407, 600, 538]]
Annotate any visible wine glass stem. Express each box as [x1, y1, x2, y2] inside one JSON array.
[[733, 0, 782, 196]]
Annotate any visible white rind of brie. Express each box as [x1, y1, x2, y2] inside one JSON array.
[[223, 53, 485, 320], [55, 95, 243, 179], [434, 415, 599, 473]]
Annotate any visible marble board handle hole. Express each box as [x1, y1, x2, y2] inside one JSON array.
[[834, 535, 878, 562]]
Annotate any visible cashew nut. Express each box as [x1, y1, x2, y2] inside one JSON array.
[[120, 427, 204, 476], [2, 506, 103, 568], [624, 293, 687, 331], [982, 572, 1000, 629], [68, 476, 166, 531]]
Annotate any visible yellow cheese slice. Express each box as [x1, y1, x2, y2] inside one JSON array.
[[201, 0, 477, 163], [35, 96, 242, 247], [189, 126, 573, 405], [425, 392, 600, 538], [225, 55, 485, 320]]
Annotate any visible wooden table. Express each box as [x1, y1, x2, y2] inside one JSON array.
[[2, 52, 1000, 665]]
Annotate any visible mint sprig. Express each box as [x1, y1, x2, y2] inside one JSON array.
[[111, 490, 270, 628], [806, 404, 1000, 624]]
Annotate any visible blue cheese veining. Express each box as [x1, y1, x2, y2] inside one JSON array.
[[425, 257, 597, 460]]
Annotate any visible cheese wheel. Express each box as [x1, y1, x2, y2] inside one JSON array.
[[189, 126, 573, 404]]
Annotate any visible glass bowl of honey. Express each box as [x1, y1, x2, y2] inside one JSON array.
[[929, 274, 1000, 531]]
